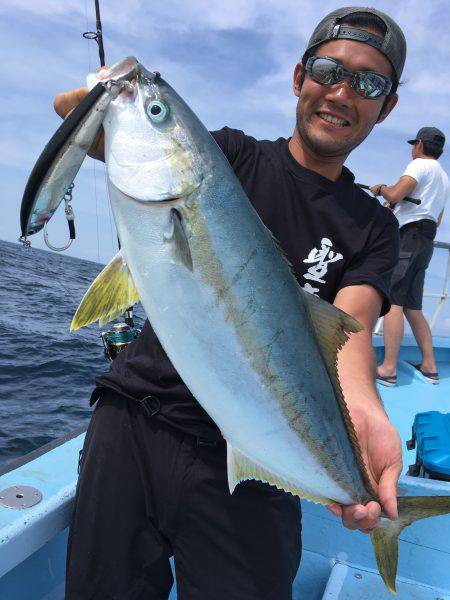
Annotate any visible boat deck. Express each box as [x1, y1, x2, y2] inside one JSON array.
[[0, 337, 449, 599], [373, 335, 450, 471]]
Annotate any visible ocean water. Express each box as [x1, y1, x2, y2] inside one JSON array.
[[0, 239, 145, 466]]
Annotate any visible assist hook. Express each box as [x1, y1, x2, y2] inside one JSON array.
[[43, 183, 76, 252]]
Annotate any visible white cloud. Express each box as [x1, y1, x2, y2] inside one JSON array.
[[2, 0, 450, 273]]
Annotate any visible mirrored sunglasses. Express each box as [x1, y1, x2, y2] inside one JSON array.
[[305, 56, 393, 99]]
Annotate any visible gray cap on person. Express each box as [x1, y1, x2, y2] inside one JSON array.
[[408, 127, 446, 148], [305, 7, 407, 83]]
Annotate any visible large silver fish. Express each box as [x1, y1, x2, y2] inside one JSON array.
[[27, 57, 450, 593]]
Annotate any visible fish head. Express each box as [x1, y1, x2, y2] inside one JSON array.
[[87, 57, 205, 202]]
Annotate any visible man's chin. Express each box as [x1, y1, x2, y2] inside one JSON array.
[[305, 136, 356, 158]]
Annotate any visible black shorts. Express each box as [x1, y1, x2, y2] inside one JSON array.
[[66, 390, 302, 600], [389, 220, 436, 310]]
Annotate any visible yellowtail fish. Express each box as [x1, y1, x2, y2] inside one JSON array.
[[52, 57, 450, 593]]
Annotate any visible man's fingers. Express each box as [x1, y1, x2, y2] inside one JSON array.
[[326, 504, 342, 517], [340, 501, 381, 531], [377, 467, 400, 520], [53, 87, 89, 119], [52, 86, 105, 162]]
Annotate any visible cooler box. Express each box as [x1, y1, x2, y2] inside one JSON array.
[[406, 411, 450, 481]]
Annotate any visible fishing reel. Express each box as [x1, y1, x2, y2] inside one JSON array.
[[101, 309, 141, 361]]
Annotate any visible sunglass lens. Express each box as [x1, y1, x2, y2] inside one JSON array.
[[311, 57, 339, 84], [354, 72, 384, 98]]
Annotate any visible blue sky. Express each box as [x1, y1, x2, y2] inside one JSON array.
[[1, 0, 450, 333]]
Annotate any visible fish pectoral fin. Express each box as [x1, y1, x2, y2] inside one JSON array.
[[226, 441, 329, 504], [71, 251, 139, 331], [164, 208, 193, 271], [371, 495, 450, 593]]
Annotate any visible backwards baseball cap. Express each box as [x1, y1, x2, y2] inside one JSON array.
[[305, 7, 407, 84], [408, 127, 446, 148]]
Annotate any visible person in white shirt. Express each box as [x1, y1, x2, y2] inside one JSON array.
[[370, 127, 449, 385]]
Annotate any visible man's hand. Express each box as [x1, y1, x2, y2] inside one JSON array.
[[370, 184, 385, 196], [327, 407, 402, 532], [53, 87, 105, 161], [54, 87, 88, 119]]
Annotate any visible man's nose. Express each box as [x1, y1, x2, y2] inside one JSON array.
[[323, 79, 355, 108]]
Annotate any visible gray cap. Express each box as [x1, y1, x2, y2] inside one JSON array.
[[305, 7, 407, 83], [408, 127, 445, 148]]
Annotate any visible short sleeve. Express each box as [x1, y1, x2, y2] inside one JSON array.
[[403, 159, 423, 183], [338, 213, 399, 316], [210, 127, 248, 166]]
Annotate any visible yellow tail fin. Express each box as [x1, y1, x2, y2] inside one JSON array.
[[371, 495, 450, 594]]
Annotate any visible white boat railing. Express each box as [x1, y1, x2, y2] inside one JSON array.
[[374, 240, 450, 335]]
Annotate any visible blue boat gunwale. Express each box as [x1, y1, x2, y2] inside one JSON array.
[[0, 425, 87, 477]]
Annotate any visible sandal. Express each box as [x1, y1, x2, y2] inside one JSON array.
[[412, 364, 439, 384], [376, 373, 397, 387]]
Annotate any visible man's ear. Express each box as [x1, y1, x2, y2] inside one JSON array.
[[293, 63, 304, 97], [376, 93, 398, 124]]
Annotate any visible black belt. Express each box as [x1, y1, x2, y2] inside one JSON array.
[[90, 386, 223, 446], [401, 219, 436, 231]]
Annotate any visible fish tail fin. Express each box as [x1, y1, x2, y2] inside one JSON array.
[[371, 495, 450, 594]]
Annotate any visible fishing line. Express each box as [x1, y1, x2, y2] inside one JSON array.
[[103, 168, 118, 256], [84, 0, 93, 74], [84, 0, 101, 264]]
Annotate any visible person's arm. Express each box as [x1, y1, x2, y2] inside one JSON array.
[[54, 87, 105, 162], [370, 175, 417, 205], [437, 208, 445, 227], [327, 284, 402, 532]]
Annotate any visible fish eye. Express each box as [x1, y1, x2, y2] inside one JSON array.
[[146, 100, 169, 123]]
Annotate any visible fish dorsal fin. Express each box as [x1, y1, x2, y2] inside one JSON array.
[[71, 251, 139, 331], [301, 289, 363, 358], [301, 290, 376, 497], [226, 441, 330, 505]]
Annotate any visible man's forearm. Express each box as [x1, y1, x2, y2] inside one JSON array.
[[378, 185, 401, 204], [337, 329, 386, 416]]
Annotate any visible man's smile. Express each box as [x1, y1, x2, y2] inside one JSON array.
[[317, 111, 351, 128]]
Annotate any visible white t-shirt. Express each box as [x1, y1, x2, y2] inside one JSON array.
[[393, 158, 450, 228]]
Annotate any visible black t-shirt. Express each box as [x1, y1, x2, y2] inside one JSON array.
[[92, 127, 399, 438]]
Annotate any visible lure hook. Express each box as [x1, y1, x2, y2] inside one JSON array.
[[43, 183, 76, 252]]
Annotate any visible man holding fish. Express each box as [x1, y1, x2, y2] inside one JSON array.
[[54, 7, 412, 599]]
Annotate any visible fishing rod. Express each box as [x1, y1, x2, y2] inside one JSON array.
[[83, 0, 140, 359], [357, 183, 421, 205], [83, 0, 106, 67]]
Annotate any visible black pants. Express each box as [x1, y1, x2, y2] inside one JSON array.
[[390, 220, 436, 310], [66, 390, 302, 599]]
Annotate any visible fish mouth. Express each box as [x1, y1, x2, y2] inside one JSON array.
[[109, 180, 201, 207], [97, 56, 141, 84], [107, 148, 204, 202], [109, 150, 186, 171]]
